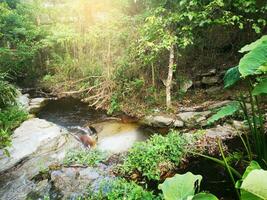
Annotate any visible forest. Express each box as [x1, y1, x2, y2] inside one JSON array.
[[0, 0, 267, 199]]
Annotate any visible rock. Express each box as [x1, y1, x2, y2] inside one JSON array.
[[0, 118, 66, 172], [180, 79, 193, 93], [206, 86, 222, 95], [201, 69, 217, 76], [51, 167, 102, 199], [201, 76, 220, 85], [17, 93, 30, 109], [177, 111, 211, 127], [208, 100, 232, 110], [0, 118, 83, 199], [205, 124, 237, 139], [193, 81, 202, 87], [173, 120, 184, 128], [141, 115, 175, 127], [28, 98, 49, 114], [231, 120, 248, 131]]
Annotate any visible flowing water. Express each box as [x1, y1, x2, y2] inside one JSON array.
[[37, 97, 152, 153]]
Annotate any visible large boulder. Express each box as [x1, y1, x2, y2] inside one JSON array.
[[0, 118, 83, 200]]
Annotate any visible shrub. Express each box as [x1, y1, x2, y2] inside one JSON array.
[[0, 77, 18, 109], [86, 178, 160, 200], [0, 105, 28, 130], [63, 149, 108, 167], [118, 130, 194, 180]]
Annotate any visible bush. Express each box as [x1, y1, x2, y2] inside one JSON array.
[[0, 106, 28, 130], [0, 77, 18, 109], [118, 130, 194, 180], [63, 149, 108, 167], [86, 178, 160, 200]]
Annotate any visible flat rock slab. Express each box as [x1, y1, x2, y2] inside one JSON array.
[[0, 118, 65, 173]]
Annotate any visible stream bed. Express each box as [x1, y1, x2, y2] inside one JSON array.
[[37, 97, 152, 153]]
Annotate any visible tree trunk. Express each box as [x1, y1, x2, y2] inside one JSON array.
[[166, 45, 174, 109]]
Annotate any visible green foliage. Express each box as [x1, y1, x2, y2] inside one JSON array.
[[118, 130, 193, 180], [252, 78, 267, 96], [158, 172, 218, 200], [207, 101, 240, 125], [224, 66, 241, 89], [238, 38, 267, 77], [0, 105, 28, 130], [0, 75, 18, 108], [0, 129, 11, 155], [0, 105, 27, 153], [86, 178, 159, 200], [63, 149, 108, 167], [236, 161, 267, 200]]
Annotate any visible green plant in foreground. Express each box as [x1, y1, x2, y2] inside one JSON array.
[[63, 149, 108, 167], [208, 35, 267, 165], [159, 172, 218, 200], [118, 130, 194, 180], [86, 178, 159, 200]]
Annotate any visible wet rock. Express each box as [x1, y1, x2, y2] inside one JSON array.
[[201, 76, 220, 85], [28, 98, 49, 114], [51, 167, 102, 199]]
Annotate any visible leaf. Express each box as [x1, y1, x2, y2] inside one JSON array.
[[252, 78, 267, 96], [158, 172, 202, 200], [207, 102, 240, 125], [236, 161, 261, 189], [223, 66, 241, 88], [192, 193, 218, 200], [239, 41, 267, 77], [240, 169, 267, 200], [239, 35, 267, 53]]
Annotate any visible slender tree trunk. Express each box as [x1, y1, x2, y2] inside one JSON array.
[[166, 44, 174, 109], [151, 63, 157, 99]]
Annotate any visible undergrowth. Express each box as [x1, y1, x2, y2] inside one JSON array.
[[85, 178, 160, 200], [117, 130, 196, 180], [63, 149, 108, 167]]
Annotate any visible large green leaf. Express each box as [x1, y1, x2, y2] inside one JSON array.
[[158, 172, 202, 200], [240, 169, 267, 200], [239, 35, 267, 53], [239, 41, 267, 77], [236, 161, 261, 189], [192, 193, 218, 200], [223, 66, 241, 88], [252, 78, 267, 96], [207, 102, 240, 125]]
